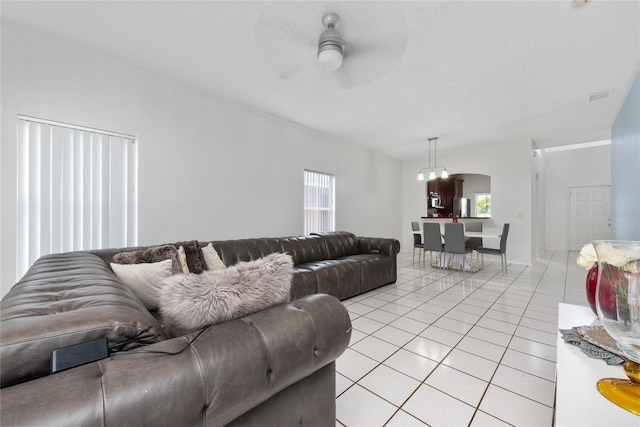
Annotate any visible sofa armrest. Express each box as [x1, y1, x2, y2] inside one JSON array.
[[0, 294, 351, 427], [357, 237, 401, 257]]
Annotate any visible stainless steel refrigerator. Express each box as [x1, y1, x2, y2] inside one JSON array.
[[454, 198, 470, 217]]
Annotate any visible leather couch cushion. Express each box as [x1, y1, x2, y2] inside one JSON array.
[[312, 231, 359, 259], [298, 259, 361, 301], [0, 252, 167, 388]]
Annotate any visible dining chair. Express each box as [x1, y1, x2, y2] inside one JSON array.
[[443, 223, 472, 272], [423, 222, 444, 269], [411, 221, 423, 264], [478, 223, 510, 274], [464, 221, 483, 265], [412, 232, 424, 264]]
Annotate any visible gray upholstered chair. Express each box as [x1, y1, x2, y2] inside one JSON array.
[[464, 222, 483, 265], [412, 232, 423, 264], [443, 223, 472, 271], [411, 221, 423, 264], [478, 223, 510, 274], [423, 222, 444, 269]]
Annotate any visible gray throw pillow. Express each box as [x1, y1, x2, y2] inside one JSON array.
[[159, 253, 293, 336]]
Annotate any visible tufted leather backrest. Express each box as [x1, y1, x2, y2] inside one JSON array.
[[0, 252, 167, 388], [312, 231, 359, 259], [207, 235, 329, 267]]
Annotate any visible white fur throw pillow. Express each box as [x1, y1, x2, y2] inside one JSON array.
[[159, 253, 293, 335]]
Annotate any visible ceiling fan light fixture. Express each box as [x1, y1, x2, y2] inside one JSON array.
[[318, 45, 343, 70], [318, 12, 343, 71]]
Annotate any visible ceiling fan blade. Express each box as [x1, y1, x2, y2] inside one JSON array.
[[279, 58, 316, 79], [335, 68, 354, 90]]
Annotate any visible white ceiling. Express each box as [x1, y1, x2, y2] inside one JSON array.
[[2, 1, 639, 160]]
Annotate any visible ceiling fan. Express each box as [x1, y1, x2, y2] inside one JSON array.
[[254, 3, 408, 90], [279, 12, 346, 79]]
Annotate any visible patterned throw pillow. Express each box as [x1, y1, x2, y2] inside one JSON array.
[[112, 245, 183, 274]]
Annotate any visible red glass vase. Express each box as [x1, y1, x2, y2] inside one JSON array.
[[586, 263, 618, 319], [586, 264, 598, 315]]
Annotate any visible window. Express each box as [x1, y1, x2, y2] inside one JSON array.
[[304, 170, 335, 235], [16, 115, 137, 279], [475, 193, 491, 218]]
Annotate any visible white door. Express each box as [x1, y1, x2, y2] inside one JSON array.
[[569, 186, 611, 250]]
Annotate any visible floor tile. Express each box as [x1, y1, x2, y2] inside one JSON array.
[[383, 348, 438, 381], [478, 384, 554, 426], [359, 364, 421, 406], [500, 349, 556, 382], [432, 316, 475, 335], [335, 348, 378, 382], [475, 316, 518, 335], [385, 410, 428, 426], [390, 316, 429, 335], [351, 335, 399, 362], [403, 384, 476, 427], [351, 316, 386, 334], [334, 250, 588, 426], [441, 348, 499, 382], [456, 336, 506, 362], [419, 325, 464, 347], [403, 309, 439, 325], [514, 325, 557, 347], [336, 373, 353, 397], [336, 384, 397, 427], [404, 337, 452, 362], [372, 325, 416, 347], [490, 364, 555, 407], [348, 329, 367, 346], [364, 308, 401, 324], [355, 300, 387, 313], [508, 335, 556, 362], [466, 325, 512, 347], [470, 410, 512, 426], [425, 364, 489, 407]]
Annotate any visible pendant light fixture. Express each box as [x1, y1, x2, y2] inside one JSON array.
[[417, 137, 448, 181]]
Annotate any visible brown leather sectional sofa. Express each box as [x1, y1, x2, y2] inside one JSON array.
[[0, 231, 400, 426]]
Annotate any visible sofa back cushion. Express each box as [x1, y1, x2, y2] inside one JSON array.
[[0, 252, 167, 388], [313, 231, 359, 259], [208, 238, 285, 266], [206, 235, 329, 267]]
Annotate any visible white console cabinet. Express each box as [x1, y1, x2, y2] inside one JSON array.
[[555, 303, 639, 426]]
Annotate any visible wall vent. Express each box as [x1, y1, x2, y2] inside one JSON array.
[[586, 89, 614, 103]]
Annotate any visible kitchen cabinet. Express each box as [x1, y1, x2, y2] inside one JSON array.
[[427, 177, 464, 216]]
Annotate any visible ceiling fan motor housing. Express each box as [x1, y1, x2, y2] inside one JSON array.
[[318, 12, 343, 70]]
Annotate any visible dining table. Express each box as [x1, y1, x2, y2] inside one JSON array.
[[412, 227, 502, 271]]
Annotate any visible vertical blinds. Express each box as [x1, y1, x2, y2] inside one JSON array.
[[303, 170, 335, 235], [16, 116, 138, 279]]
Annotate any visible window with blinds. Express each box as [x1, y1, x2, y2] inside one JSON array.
[[304, 170, 335, 235], [16, 116, 138, 279]]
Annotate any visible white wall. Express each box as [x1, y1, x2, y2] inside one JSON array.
[[531, 147, 546, 257], [544, 145, 611, 250], [403, 139, 533, 265], [0, 22, 403, 297]]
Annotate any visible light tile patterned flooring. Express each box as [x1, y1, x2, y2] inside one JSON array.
[[336, 249, 588, 427]]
